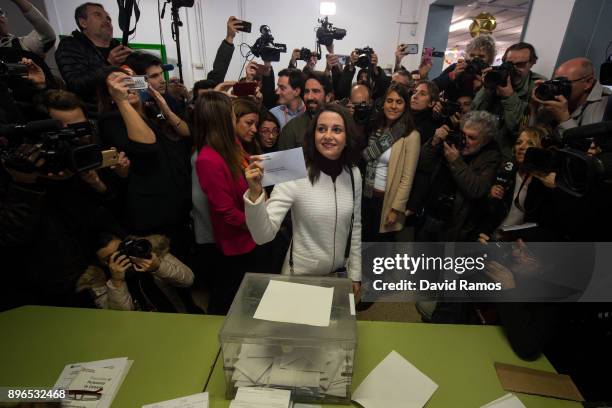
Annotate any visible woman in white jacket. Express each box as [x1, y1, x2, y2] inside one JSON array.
[[244, 104, 362, 297]]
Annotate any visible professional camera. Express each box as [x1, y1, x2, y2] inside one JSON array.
[[522, 122, 612, 197], [118, 238, 152, 259], [484, 61, 520, 89], [354, 47, 374, 69], [446, 131, 466, 149], [464, 57, 488, 76], [170, 0, 194, 7], [298, 47, 313, 62], [495, 160, 516, 190], [0, 60, 28, 78], [433, 100, 462, 125], [251, 25, 287, 62], [316, 16, 346, 47], [0, 119, 102, 174], [353, 102, 372, 124], [534, 77, 572, 101]]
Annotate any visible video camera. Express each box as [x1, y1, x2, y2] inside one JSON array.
[[355, 47, 374, 69], [534, 77, 572, 101], [484, 61, 520, 89], [251, 25, 287, 62], [522, 122, 612, 197], [0, 119, 103, 174], [0, 60, 28, 78], [316, 17, 346, 47]]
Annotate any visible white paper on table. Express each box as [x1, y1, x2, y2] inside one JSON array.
[[254, 280, 334, 327], [351, 350, 438, 408], [259, 147, 308, 187], [480, 393, 526, 408], [53, 357, 132, 408], [142, 392, 209, 408], [232, 387, 291, 408]]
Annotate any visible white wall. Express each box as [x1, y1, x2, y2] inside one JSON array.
[[44, 0, 432, 88], [522, 0, 576, 78]]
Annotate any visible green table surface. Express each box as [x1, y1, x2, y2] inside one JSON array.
[[206, 321, 581, 408], [0, 306, 580, 408], [0, 306, 224, 407]]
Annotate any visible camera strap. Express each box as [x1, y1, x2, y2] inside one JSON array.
[[117, 0, 141, 45], [289, 167, 355, 275]]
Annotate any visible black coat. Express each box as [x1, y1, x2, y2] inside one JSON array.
[[55, 31, 120, 104]]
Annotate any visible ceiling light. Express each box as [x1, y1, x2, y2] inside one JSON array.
[[449, 19, 473, 32], [320, 2, 336, 16]]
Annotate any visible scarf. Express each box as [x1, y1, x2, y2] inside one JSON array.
[[362, 122, 406, 197]]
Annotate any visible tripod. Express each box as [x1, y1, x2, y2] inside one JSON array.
[[161, 1, 186, 83]]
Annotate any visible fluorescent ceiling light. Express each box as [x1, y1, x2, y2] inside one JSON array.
[[449, 19, 472, 32], [320, 2, 336, 16]]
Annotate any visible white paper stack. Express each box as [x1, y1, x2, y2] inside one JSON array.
[[480, 393, 526, 408], [53, 357, 132, 408], [229, 387, 291, 408], [229, 344, 352, 398], [351, 351, 438, 408], [142, 392, 209, 408]]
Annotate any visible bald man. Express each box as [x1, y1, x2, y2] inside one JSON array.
[[535, 57, 611, 136]]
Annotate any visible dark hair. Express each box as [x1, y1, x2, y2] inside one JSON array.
[[503, 42, 538, 64], [278, 68, 306, 92], [41, 89, 86, 112], [95, 231, 120, 251], [260, 111, 280, 129], [303, 104, 356, 184], [414, 80, 440, 103], [374, 83, 416, 132], [124, 52, 162, 75], [193, 91, 244, 178], [97, 66, 132, 113], [75, 2, 104, 31], [302, 71, 332, 99], [232, 98, 262, 155]]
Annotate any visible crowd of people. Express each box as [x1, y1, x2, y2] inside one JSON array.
[[1, 1, 612, 401]]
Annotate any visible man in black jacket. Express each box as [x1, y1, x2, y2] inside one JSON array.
[[55, 2, 132, 105]]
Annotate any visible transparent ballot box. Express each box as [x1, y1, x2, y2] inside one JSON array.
[[218, 273, 357, 404]]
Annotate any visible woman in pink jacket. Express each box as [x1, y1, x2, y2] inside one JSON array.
[[194, 92, 258, 314]]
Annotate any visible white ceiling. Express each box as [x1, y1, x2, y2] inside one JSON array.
[[445, 0, 531, 55]]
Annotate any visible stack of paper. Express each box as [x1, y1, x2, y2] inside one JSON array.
[[53, 357, 132, 408], [228, 344, 353, 398], [480, 393, 526, 408], [352, 351, 438, 408], [142, 392, 209, 408], [254, 280, 334, 327], [229, 387, 291, 408]]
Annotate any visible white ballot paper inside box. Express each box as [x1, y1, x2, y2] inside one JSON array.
[[253, 280, 334, 327], [142, 392, 209, 408], [259, 147, 308, 187], [352, 350, 438, 408]]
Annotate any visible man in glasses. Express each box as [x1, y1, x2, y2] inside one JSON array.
[[473, 42, 546, 159], [0, 0, 56, 57], [534, 57, 612, 137]]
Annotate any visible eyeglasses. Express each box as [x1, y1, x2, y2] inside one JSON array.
[[260, 127, 279, 135]]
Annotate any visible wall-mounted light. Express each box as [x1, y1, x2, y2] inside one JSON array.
[[449, 19, 472, 32], [320, 2, 336, 16]]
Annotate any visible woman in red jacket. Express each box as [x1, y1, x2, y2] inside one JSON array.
[[194, 91, 258, 314]]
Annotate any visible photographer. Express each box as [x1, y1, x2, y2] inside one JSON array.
[[339, 48, 391, 101], [533, 57, 611, 138], [278, 71, 332, 150], [78, 233, 194, 312], [433, 35, 496, 102], [97, 68, 191, 258], [472, 42, 546, 158], [0, 0, 56, 57], [289, 48, 319, 73], [0, 56, 48, 120], [416, 111, 501, 241], [55, 3, 132, 105], [269, 68, 306, 129]]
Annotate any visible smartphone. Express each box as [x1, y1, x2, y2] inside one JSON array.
[[100, 149, 119, 168], [233, 81, 258, 97], [336, 55, 350, 65], [401, 44, 419, 55], [422, 47, 433, 65], [126, 75, 148, 90], [237, 20, 252, 33]]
